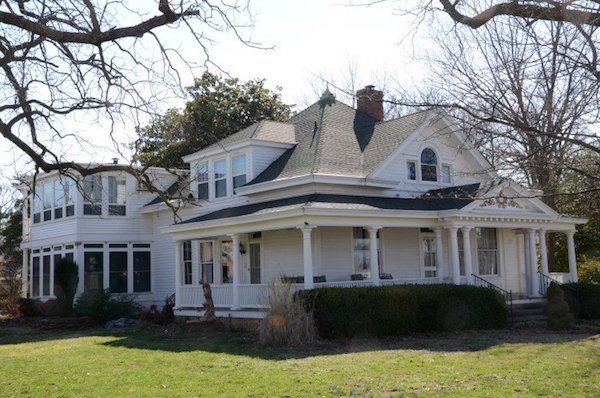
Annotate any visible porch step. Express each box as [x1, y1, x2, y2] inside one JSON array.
[[511, 298, 547, 323]]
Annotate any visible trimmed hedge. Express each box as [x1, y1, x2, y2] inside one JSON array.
[[563, 283, 600, 319], [297, 284, 508, 339]]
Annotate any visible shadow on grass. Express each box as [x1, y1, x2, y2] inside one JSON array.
[[2, 317, 598, 360]]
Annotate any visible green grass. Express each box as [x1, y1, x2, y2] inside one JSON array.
[[0, 325, 599, 397]]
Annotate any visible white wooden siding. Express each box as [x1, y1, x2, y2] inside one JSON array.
[[251, 147, 288, 178], [381, 228, 422, 279], [262, 229, 303, 282]]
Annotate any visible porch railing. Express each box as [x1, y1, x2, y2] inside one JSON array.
[[538, 272, 579, 304], [471, 273, 513, 323]]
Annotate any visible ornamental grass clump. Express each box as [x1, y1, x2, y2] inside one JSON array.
[[258, 280, 316, 347]]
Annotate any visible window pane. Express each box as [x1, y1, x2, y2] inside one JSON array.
[[43, 182, 53, 210], [54, 180, 64, 208], [64, 178, 75, 205], [83, 175, 102, 203], [477, 228, 498, 275], [441, 165, 451, 183], [84, 204, 102, 215], [197, 162, 208, 182], [32, 257, 40, 297], [133, 251, 151, 292], [109, 252, 128, 293], [200, 241, 213, 284], [214, 159, 226, 179], [407, 161, 416, 180], [183, 241, 193, 285], [42, 255, 51, 296], [232, 154, 246, 176], [108, 176, 126, 205], [198, 182, 209, 200], [215, 179, 227, 198], [421, 165, 437, 182], [420, 148, 437, 165], [84, 252, 104, 292], [233, 175, 246, 189]]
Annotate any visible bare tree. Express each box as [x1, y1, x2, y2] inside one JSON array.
[[0, 0, 256, 200]]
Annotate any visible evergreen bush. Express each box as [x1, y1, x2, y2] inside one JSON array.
[[54, 257, 79, 316], [297, 284, 507, 339], [74, 290, 142, 322], [545, 282, 575, 329]]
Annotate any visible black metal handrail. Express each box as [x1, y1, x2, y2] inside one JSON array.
[[471, 273, 513, 323], [538, 272, 579, 298]]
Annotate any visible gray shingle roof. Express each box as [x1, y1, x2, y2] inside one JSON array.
[[246, 98, 435, 186], [179, 192, 474, 224], [199, 120, 295, 154]]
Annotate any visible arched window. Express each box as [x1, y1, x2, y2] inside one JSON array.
[[420, 148, 438, 181]]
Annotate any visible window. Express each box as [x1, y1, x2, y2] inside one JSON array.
[[232, 154, 247, 189], [441, 165, 451, 184], [42, 255, 51, 296], [54, 180, 64, 219], [42, 182, 53, 221], [33, 189, 42, 224], [183, 241, 193, 285], [457, 229, 465, 276], [32, 257, 40, 297], [109, 251, 128, 293], [420, 148, 438, 182], [197, 162, 209, 200], [133, 251, 151, 292], [214, 159, 227, 198], [108, 176, 127, 216], [422, 237, 437, 278], [200, 241, 213, 284], [477, 228, 498, 275], [84, 251, 104, 292], [220, 240, 232, 283], [407, 161, 416, 181], [352, 228, 380, 276], [64, 178, 75, 217], [83, 175, 102, 215]]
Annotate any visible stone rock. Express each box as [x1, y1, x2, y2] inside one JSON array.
[[104, 318, 139, 329]]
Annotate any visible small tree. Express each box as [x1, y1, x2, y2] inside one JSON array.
[[54, 258, 79, 316]]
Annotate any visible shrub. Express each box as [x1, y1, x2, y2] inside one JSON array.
[[258, 281, 316, 347], [297, 284, 508, 339], [578, 258, 600, 283], [54, 258, 79, 316], [563, 282, 600, 319], [545, 282, 575, 330], [74, 290, 142, 322]]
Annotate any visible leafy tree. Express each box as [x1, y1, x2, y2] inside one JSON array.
[[0, 201, 22, 266], [133, 72, 291, 168]]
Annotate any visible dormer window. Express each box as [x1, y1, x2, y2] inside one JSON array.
[[407, 161, 417, 181], [232, 154, 247, 189], [214, 159, 227, 198], [197, 162, 209, 200], [420, 148, 438, 182]]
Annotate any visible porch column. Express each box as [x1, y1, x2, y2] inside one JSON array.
[[461, 227, 474, 285], [434, 228, 445, 283], [368, 227, 381, 286], [21, 248, 28, 297], [538, 229, 549, 276], [174, 240, 182, 308], [448, 227, 461, 285], [230, 233, 241, 309], [527, 228, 540, 297], [300, 226, 314, 289], [566, 230, 578, 283]]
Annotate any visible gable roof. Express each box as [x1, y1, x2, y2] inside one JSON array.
[[179, 192, 474, 225], [246, 99, 436, 186]]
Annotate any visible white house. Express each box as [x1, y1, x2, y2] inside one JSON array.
[[20, 86, 587, 318]]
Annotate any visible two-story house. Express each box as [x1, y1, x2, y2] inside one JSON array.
[[20, 86, 587, 318]]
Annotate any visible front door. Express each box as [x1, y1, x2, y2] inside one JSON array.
[[249, 242, 261, 284]]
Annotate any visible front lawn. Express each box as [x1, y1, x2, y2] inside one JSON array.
[[0, 323, 599, 397]]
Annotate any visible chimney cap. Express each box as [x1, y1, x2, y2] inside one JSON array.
[[112, 158, 119, 164], [365, 85, 376, 90]]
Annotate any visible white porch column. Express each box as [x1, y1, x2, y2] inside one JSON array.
[[566, 230, 578, 283], [448, 227, 461, 285], [174, 240, 182, 308], [461, 227, 474, 285], [368, 227, 381, 286], [230, 233, 241, 309], [527, 228, 540, 297], [539, 229, 549, 276], [300, 226, 315, 289], [21, 248, 29, 297], [434, 228, 445, 283]]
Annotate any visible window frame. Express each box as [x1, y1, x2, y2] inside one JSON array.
[[477, 228, 499, 276], [183, 240, 193, 285], [107, 175, 127, 216], [197, 161, 209, 200], [232, 153, 247, 190], [421, 233, 438, 278], [83, 175, 103, 216], [213, 158, 227, 199], [420, 147, 438, 182]]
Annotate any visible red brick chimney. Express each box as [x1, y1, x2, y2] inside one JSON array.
[[356, 85, 384, 121]]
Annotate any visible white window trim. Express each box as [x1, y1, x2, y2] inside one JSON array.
[[420, 230, 438, 278]]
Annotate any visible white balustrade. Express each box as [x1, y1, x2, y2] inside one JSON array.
[[178, 286, 203, 308]]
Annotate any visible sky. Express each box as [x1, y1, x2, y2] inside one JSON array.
[[0, 0, 434, 196]]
